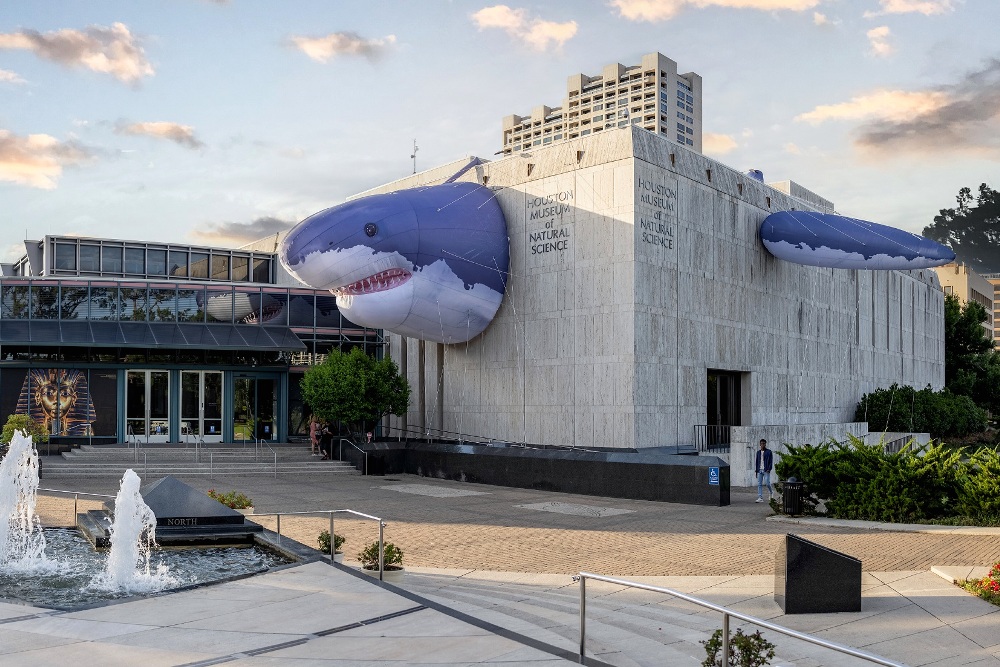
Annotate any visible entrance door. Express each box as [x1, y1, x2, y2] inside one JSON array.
[[706, 370, 741, 449], [126, 370, 170, 442], [233, 375, 278, 442], [181, 371, 223, 443]]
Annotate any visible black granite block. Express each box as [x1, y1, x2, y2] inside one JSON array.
[[139, 476, 246, 526], [361, 441, 729, 506], [775, 533, 861, 614]]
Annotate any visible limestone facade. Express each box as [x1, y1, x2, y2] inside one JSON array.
[[375, 127, 945, 450]]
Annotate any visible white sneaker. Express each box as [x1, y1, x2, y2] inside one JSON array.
[[755, 497, 763, 503]]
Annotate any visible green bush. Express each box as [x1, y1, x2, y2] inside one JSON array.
[[774, 435, 1000, 525], [358, 541, 403, 571], [207, 489, 253, 509], [854, 384, 988, 438], [701, 628, 775, 667], [0, 415, 49, 446], [317, 530, 346, 554]]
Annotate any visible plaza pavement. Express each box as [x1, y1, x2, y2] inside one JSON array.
[[7, 466, 998, 666]]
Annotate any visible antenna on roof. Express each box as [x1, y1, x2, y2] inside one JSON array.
[[410, 139, 419, 174]]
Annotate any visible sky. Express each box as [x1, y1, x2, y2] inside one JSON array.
[[1, 0, 998, 263]]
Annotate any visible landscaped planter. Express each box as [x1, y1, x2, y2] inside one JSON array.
[[361, 567, 404, 584]]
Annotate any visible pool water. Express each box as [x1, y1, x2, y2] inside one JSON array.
[[0, 528, 291, 609]]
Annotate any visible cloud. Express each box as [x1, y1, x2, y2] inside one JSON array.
[[471, 5, 577, 51], [0, 22, 153, 84], [0, 129, 94, 189], [783, 142, 802, 154], [702, 133, 738, 154], [867, 26, 893, 57], [290, 31, 396, 63], [609, 0, 819, 22], [812, 11, 841, 25], [0, 68, 25, 84], [116, 121, 205, 149], [189, 216, 294, 246], [798, 59, 1000, 159], [864, 0, 955, 17], [795, 89, 949, 124]]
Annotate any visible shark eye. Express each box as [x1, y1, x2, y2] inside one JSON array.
[[364, 223, 378, 237]]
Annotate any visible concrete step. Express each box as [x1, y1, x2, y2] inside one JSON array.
[[400, 574, 820, 667]]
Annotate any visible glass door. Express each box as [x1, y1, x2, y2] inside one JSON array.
[[233, 375, 278, 442], [126, 370, 170, 442], [181, 371, 223, 443]]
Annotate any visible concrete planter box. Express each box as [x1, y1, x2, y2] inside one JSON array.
[[361, 567, 404, 584]]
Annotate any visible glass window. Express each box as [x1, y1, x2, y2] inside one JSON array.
[[211, 254, 230, 281], [1, 284, 28, 318], [176, 287, 204, 322], [147, 249, 167, 275], [543, 137, 552, 144], [677, 133, 685, 142], [593, 115, 603, 122], [124, 248, 145, 274], [80, 245, 100, 272], [89, 286, 119, 320], [189, 252, 209, 279], [315, 294, 340, 328], [234, 288, 261, 324], [31, 285, 59, 319], [260, 290, 288, 326], [60, 285, 89, 319], [169, 250, 188, 277], [686, 138, 693, 146], [252, 258, 271, 283], [120, 287, 148, 321], [148, 287, 177, 321], [102, 245, 123, 273], [288, 292, 315, 327], [232, 255, 249, 282], [205, 287, 234, 322], [55, 243, 77, 271]]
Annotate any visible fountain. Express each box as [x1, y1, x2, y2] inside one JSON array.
[[0, 431, 290, 609], [91, 468, 176, 593], [0, 431, 50, 571]]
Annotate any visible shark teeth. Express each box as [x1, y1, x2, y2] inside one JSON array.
[[333, 268, 411, 296]]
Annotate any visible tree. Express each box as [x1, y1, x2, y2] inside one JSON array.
[[1, 414, 49, 446], [923, 183, 1000, 274], [943, 293, 995, 397], [300, 348, 410, 441]]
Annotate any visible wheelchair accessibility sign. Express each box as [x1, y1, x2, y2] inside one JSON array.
[[708, 467, 720, 486]]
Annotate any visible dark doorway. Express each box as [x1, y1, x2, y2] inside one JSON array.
[[705, 370, 742, 450]]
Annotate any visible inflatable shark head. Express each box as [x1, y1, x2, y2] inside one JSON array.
[[279, 181, 509, 344]]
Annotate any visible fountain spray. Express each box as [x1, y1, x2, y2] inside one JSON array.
[[0, 431, 48, 570]]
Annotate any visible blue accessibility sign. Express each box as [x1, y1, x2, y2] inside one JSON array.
[[708, 467, 720, 486]]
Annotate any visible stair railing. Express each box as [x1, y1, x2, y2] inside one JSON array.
[[244, 509, 387, 579], [573, 572, 906, 667]]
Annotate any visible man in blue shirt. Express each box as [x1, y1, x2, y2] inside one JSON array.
[[755, 439, 774, 503]]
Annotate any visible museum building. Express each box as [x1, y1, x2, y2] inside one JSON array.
[[350, 128, 946, 485], [0, 236, 382, 447]]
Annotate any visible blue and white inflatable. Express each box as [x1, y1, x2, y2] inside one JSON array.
[[279, 181, 509, 344], [759, 211, 954, 270]]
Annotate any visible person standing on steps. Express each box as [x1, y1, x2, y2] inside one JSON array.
[[309, 416, 321, 456], [755, 439, 774, 503]]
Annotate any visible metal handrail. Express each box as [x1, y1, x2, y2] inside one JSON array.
[[339, 438, 367, 474], [573, 572, 907, 667], [38, 486, 116, 528], [245, 509, 388, 580]]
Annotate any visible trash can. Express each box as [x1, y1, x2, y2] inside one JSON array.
[[782, 477, 803, 516]]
